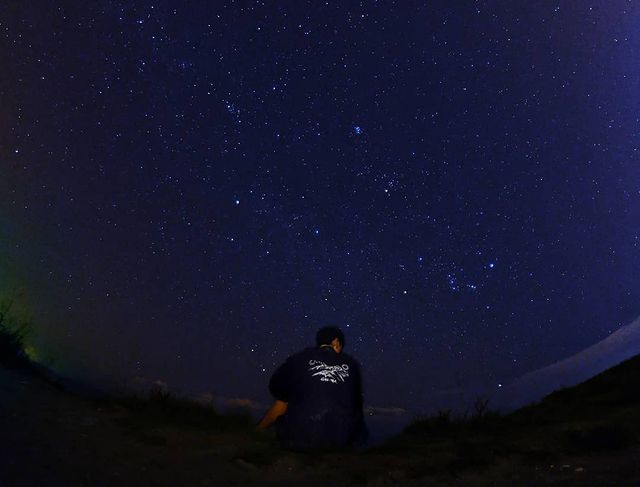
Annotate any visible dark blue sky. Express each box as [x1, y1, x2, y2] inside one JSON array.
[[2, 1, 639, 410]]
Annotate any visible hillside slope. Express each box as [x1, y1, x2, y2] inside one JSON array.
[[381, 353, 640, 484], [496, 315, 640, 410]]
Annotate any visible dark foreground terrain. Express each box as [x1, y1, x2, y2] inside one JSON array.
[[2, 354, 640, 486]]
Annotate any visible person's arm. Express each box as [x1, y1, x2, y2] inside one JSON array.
[[257, 355, 295, 430], [256, 399, 288, 429]]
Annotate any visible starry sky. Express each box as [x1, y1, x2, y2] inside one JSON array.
[[2, 1, 640, 411]]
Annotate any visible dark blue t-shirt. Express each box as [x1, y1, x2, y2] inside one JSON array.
[[269, 346, 367, 450]]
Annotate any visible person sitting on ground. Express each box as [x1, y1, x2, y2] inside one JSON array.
[[257, 326, 368, 450]]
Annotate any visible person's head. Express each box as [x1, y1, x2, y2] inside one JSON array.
[[316, 326, 345, 354]]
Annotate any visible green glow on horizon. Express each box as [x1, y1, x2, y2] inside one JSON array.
[[24, 344, 39, 362], [0, 214, 70, 375]]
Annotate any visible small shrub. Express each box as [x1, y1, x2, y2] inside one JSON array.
[[0, 301, 31, 369], [472, 397, 490, 419], [403, 409, 462, 439]]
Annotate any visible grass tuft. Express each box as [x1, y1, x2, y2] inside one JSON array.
[[562, 423, 636, 453], [0, 301, 32, 370]]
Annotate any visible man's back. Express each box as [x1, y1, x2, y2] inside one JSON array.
[[269, 346, 366, 450]]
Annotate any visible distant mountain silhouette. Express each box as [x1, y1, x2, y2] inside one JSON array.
[[495, 315, 640, 410]]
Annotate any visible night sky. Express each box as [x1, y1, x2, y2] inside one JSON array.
[[2, 1, 639, 411]]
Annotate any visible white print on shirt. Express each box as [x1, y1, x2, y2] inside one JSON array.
[[308, 360, 350, 383]]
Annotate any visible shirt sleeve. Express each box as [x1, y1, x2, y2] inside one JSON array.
[[352, 360, 364, 412], [269, 356, 295, 402]]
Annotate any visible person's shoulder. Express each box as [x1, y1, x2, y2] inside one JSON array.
[[286, 346, 317, 362], [341, 352, 362, 368]]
